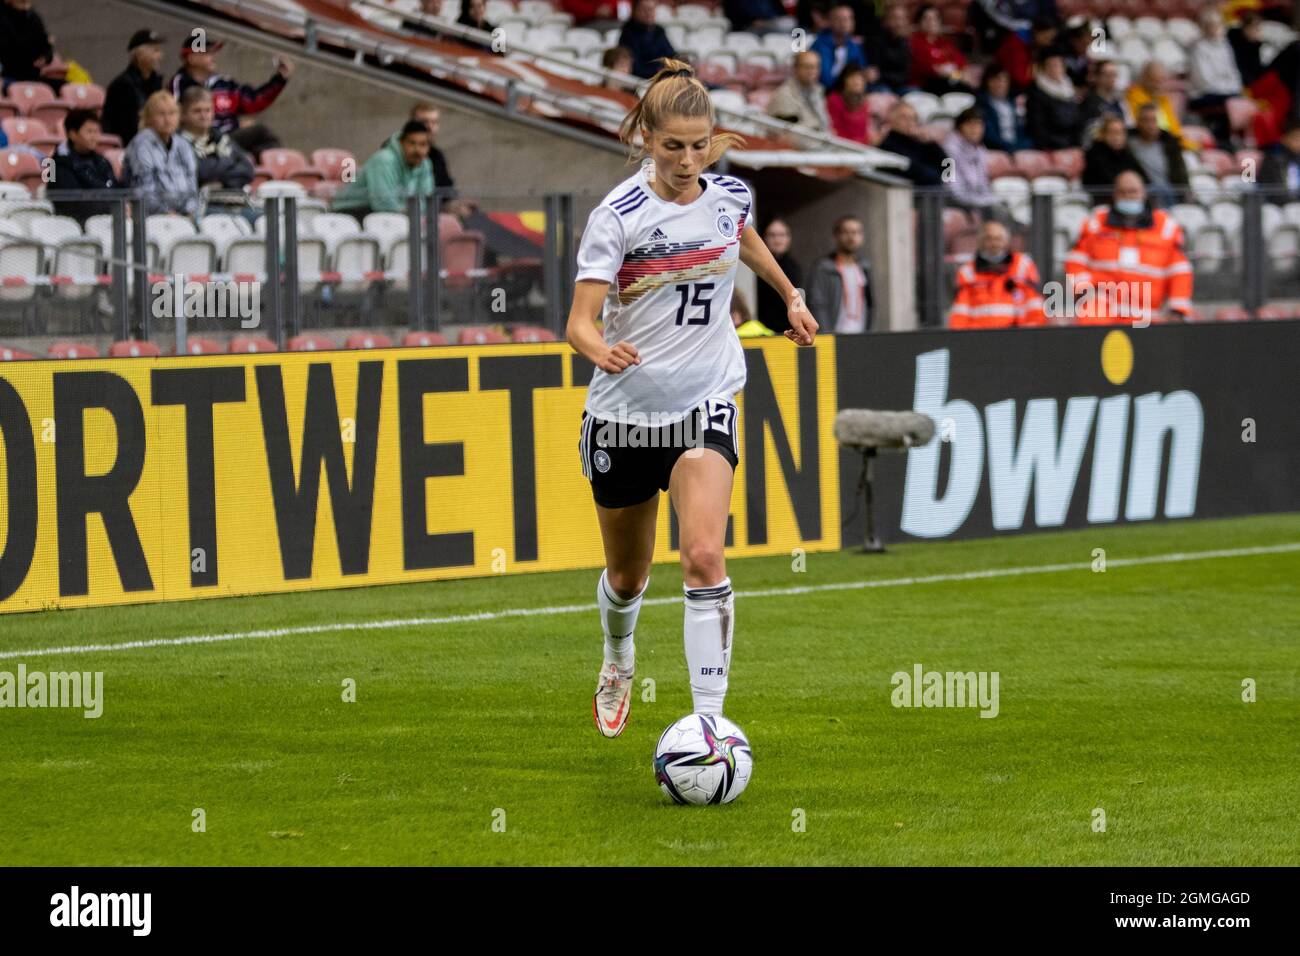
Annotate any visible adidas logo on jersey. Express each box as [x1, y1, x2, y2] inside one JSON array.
[[648, 227, 667, 241]]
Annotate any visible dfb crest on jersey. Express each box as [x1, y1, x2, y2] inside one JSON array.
[[594, 449, 611, 473], [716, 213, 736, 238]]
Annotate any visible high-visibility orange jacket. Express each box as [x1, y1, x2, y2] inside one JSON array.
[[948, 251, 1046, 329], [1064, 206, 1193, 325]]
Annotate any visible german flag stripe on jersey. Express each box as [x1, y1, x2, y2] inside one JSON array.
[[616, 241, 732, 303]]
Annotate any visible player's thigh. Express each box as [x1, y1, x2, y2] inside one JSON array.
[[668, 447, 734, 587], [595, 494, 659, 596]]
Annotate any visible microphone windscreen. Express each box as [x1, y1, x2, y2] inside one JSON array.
[[834, 409, 936, 450]]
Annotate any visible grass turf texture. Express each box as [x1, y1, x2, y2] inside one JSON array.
[[1, 513, 1296, 866]]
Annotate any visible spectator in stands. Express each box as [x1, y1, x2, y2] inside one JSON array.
[[724, 0, 788, 35], [409, 102, 475, 218], [1248, 41, 1300, 148], [1082, 115, 1143, 203], [601, 46, 633, 85], [402, 0, 445, 39], [170, 37, 293, 159], [977, 63, 1031, 152], [767, 51, 832, 133], [0, 0, 53, 84], [878, 101, 947, 185], [908, 4, 973, 95], [334, 119, 434, 222], [103, 29, 165, 146], [123, 91, 199, 217], [827, 66, 873, 144], [948, 219, 1045, 329], [1065, 170, 1192, 324], [865, 2, 912, 94], [178, 87, 254, 191], [1188, 8, 1244, 148], [563, 0, 619, 30], [943, 108, 1006, 220], [1078, 60, 1127, 145], [455, 0, 499, 50], [0, 125, 6, 148], [1059, 22, 1092, 88], [994, 14, 1057, 92], [811, 5, 869, 91], [1229, 12, 1265, 87], [1025, 49, 1080, 150], [1260, 119, 1300, 204], [48, 108, 123, 225], [731, 292, 774, 337], [619, 0, 676, 80], [1126, 62, 1196, 151], [1128, 103, 1189, 209], [808, 214, 872, 333], [970, 0, 1060, 45], [757, 218, 802, 333]]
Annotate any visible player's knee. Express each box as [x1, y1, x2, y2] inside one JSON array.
[[680, 542, 725, 586], [606, 568, 648, 600]]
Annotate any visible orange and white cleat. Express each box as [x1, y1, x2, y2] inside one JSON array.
[[592, 661, 634, 738]]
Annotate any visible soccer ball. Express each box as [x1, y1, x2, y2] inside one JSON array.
[[653, 713, 753, 805]]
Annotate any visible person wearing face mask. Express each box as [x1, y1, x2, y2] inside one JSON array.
[[1065, 171, 1193, 325], [948, 220, 1045, 329]]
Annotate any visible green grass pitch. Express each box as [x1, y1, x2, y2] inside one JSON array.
[[1, 513, 1296, 866]]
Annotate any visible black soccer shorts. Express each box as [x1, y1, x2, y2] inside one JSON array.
[[578, 397, 740, 509]]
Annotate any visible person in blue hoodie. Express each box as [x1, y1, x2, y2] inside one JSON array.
[[811, 4, 869, 90], [976, 63, 1031, 153]]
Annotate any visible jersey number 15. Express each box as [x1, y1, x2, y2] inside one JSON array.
[[673, 282, 715, 326]]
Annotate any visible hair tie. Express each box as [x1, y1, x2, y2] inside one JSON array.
[[665, 68, 693, 78]]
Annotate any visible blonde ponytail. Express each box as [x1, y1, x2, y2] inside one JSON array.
[[618, 58, 745, 166]]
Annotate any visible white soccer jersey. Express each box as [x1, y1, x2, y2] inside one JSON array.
[[575, 168, 752, 424]]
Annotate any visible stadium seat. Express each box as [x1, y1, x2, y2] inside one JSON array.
[[0, 344, 35, 360], [109, 339, 161, 357], [1012, 150, 1052, 179], [48, 341, 99, 359], [985, 151, 1014, 180], [0, 148, 43, 192], [5, 81, 56, 115], [261, 148, 310, 180], [287, 333, 337, 351], [1214, 306, 1250, 322], [1049, 149, 1084, 181], [166, 237, 218, 276], [2, 116, 49, 144], [58, 82, 106, 111], [511, 326, 557, 342], [1256, 304, 1298, 320], [225, 238, 267, 279], [310, 147, 356, 182], [345, 332, 393, 349], [0, 238, 42, 303], [457, 326, 509, 345], [402, 331, 448, 347], [363, 212, 411, 259], [229, 335, 278, 353], [174, 337, 224, 355]]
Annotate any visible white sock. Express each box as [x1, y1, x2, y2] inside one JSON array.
[[599, 569, 645, 672], [683, 577, 733, 715]]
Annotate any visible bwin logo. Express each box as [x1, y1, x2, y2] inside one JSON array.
[[50, 886, 151, 936], [901, 334, 1203, 538]]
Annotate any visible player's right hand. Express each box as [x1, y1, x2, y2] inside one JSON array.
[[597, 341, 640, 373]]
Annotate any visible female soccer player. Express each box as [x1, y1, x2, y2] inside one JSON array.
[[566, 59, 819, 737]]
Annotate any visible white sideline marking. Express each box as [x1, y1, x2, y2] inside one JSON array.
[[2, 542, 1297, 661]]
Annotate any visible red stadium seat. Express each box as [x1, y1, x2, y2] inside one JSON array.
[[1012, 150, 1052, 179], [985, 151, 1014, 179], [109, 339, 161, 357], [310, 147, 356, 182], [0, 99, 17, 121], [1256, 304, 1298, 320], [1214, 306, 1250, 322], [1200, 149, 1235, 178], [48, 341, 99, 359], [0, 345, 35, 361], [1, 116, 49, 144], [174, 337, 224, 355], [310, 180, 344, 201], [59, 82, 106, 111], [5, 81, 56, 115], [260, 148, 308, 180], [95, 133, 122, 150], [229, 335, 278, 353], [402, 331, 448, 347], [457, 326, 508, 345], [345, 332, 392, 349], [0, 149, 44, 191], [287, 333, 336, 351], [511, 326, 557, 342], [1049, 148, 1084, 181]]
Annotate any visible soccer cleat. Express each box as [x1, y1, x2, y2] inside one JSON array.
[[592, 661, 634, 738]]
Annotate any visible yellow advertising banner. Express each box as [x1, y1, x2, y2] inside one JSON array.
[[0, 339, 840, 615]]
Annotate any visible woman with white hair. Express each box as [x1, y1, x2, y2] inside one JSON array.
[[123, 90, 200, 216], [1188, 7, 1244, 147]]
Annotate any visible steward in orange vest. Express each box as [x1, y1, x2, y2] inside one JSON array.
[[948, 221, 1046, 329]]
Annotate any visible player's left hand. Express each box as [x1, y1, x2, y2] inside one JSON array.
[[785, 293, 818, 346]]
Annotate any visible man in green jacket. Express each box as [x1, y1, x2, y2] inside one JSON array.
[[335, 120, 434, 220]]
